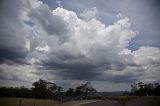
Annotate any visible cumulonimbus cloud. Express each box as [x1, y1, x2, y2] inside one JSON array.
[[0, 0, 159, 87]]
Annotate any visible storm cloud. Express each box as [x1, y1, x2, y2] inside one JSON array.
[[0, 0, 29, 63], [0, 0, 160, 91]]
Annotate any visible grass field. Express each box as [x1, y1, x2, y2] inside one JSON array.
[[0, 98, 97, 106], [85, 95, 139, 101], [0, 96, 160, 106], [105, 96, 139, 101], [125, 96, 160, 106], [0, 97, 59, 106]]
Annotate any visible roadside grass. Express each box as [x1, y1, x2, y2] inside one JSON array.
[[0, 98, 101, 106], [85, 96, 139, 106], [105, 96, 139, 105], [85, 96, 139, 101], [0, 96, 159, 106], [0, 97, 59, 106], [105, 96, 139, 101], [126, 96, 160, 106]]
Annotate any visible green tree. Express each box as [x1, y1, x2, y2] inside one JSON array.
[[74, 82, 97, 99], [130, 82, 160, 96], [66, 88, 74, 96], [32, 79, 48, 98], [154, 83, 160, 96], [56, 86, 63, 102], [46, 82, 57, 99]]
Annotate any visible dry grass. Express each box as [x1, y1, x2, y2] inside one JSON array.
[[126, 96, 160, 106], [1, 96, 160, 106], [85, 95, 139, 101], [105, 96, 139, 101], [0, 98, 99, 106], [0, 97, 59, 106]]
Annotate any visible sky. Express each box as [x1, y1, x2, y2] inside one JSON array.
[[0, 0, 160, 92]]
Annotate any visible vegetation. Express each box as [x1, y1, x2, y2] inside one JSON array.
[[65, 82, 97, 100], [32, 79, 63, 101], [0, 86, 32, 98], [71, 82, 97, 98], [0, 97, 58, 106], [129, 82, 160, 96], [0, 80, 160, 103], [0, 79, 64, 101], [0, 79, 96, 101]]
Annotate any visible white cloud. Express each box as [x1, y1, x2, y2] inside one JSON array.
[[56, 8, 134, 64], [132, 47, 160, 65], [28, 0, 42, 8], [25, 40, 31, 51], [26, 5, 160, 83], [0, 63, 39, 82], [36, 45, 50, 53], [80, 7, 98, 21]]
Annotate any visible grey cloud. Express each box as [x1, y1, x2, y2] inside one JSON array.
[[29, 4, 69, 36], [0, 0, 28, 63], [41, 53, 132, 81], [42, 59, 102, 80], [0, 48, 27, 64]]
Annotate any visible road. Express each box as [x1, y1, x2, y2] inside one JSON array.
[[78, 97, 160, 106], [78, 100, 123, 106]]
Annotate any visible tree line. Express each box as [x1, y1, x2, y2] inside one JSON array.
[[0, 79, 96, 101], [129, 82, 160, 96], [0, 80, 160, 100]]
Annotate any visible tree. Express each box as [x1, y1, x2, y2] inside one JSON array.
[[0, 86, 32, 98], [154, 83, 160, 96], [55, 86, 63, 102], [32, 79, 48, 98], [74, 82, 97, 99], [130, 82, 138, 95], [46, 82, 57, 99], [130, 82, 160, 96], [32, 79, 64, 100], [66, 88, 74, 96]]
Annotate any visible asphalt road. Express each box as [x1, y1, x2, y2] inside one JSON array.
[[79, 100, 123, 106], [78, 97, 160, 106]]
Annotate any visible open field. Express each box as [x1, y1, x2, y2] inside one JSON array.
[[125, 96, 160, 106], [85, 96, 139, 101], [0, 98, 98, 106], [0, 96, 160, 106], [0, 98, 59, 106]]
